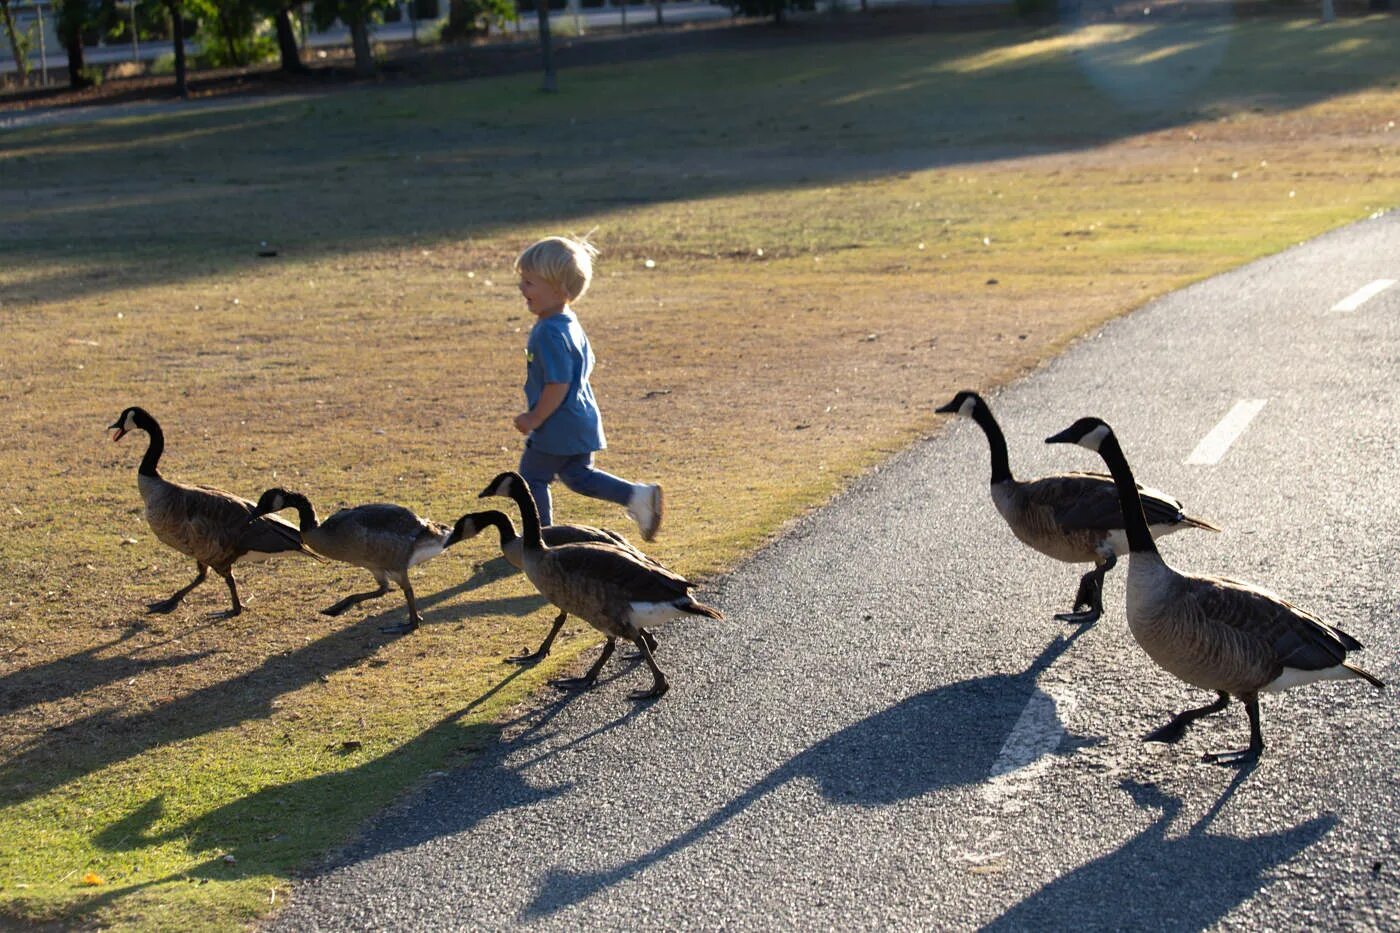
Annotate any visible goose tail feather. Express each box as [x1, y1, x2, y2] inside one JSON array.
[[1344, 662, 1386, 690], [1181, 513, 1222, 533], [681, 599, 724, 621]]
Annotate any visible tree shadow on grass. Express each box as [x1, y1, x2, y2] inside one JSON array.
[[981, 769, 1337, 932], [5, 14, 1397, 307], [523, 625, 1098, 917]]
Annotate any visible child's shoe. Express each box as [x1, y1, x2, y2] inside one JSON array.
[[627, 483, 664, 542]]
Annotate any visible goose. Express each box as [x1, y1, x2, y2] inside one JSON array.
[[108, 406, 318, 616], [246, 488, 471, 635], [1046, 416, 1384, 764], [937, 390, 1220, 624], [478, 471, 722, 700], [455, 509, 660, 664]]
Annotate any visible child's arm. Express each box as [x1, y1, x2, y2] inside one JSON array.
[[514, 382, 569, 434]]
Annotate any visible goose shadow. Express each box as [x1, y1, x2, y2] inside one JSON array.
[[525, 626, 1100, 918], [0, 627, 213, 717], [981, 769, 1337, 932]]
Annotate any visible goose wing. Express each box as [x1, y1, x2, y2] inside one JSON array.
[[316, 504, 443, 566], [1028, 472, 1187, 530], [545, 542, 695, 601], [1186, 574, 1360, 673], [544, 523, 662, 567]]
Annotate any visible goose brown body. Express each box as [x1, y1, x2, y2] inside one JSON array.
[[479, 471, 722, 699], [247, 489, 470, 634], [110, 406, 313, 615], [940, 390, 1218, 624], [1049, 416, 1383, 764]]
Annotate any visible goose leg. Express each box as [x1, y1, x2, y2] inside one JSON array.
[[1202, 696, 1264, 766], [551, 638, 615, 690], [379, 576, 422, 635], [1144, 690, 1230, 743], [627, 633, 670, 701], [621, 627, 660, 660], [216, 568, 243, 617], [1053, 554, 1115, 624], [323, 571, 391, 618], [148, 563, 208, 614], [506, 611, 568, 664]]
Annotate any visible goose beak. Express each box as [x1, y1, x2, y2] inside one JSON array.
[[934, 400, 959, 414], [1044, 427, 1077, 445], [108, 422, 128, 442]]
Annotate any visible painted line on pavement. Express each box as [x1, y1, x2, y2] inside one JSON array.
[[983, 685, 1076, 803], [1330, 279, 1396, 313], [1186, 399, 1268, 466]]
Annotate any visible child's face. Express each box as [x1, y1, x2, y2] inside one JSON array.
[[518, 272, 570, 317]]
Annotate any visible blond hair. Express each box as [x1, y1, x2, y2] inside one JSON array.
[[514, 235, 599, 302]]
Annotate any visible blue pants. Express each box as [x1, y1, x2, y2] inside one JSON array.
[[518, 446, 636, 526]]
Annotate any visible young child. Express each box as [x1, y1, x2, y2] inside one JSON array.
[[510, 235, 663, 540]]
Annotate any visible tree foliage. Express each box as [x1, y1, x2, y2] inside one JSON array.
[[441, 0, 514, 41]]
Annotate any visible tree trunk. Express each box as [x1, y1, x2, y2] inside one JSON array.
[[1320, 0, 1335, 20], [168, 0, 187, 97], [349, 13, 374, 76], [58, 1, 90, 89], [653, 0, 661, 25], [0, 0, 31, 86], [536, 1, 555, 92], [274, 7, 304, 72]]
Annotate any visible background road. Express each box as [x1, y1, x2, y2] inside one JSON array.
[[269, 212, 1400, 930]]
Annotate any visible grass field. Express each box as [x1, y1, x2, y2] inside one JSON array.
[[2, 12, 1399, 929]]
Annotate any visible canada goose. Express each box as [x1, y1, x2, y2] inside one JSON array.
[[246, 488, 470, 635], [108, 406, 318, 616], [478, 471, 722, 699], [937, 390, 1220, 624], [455, 510, 659, 664], [1047, 417, 1384, 764]]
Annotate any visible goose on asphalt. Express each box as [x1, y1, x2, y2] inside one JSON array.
[[478, 471, 722, 700], [455, 509, 659, 664], [246, 487, 471, 634], [937, 390, 1220, 624], [1046, 416, 1385, 764], [108, 406, 318, 617]]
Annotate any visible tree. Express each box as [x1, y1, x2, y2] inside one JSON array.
[[728, 0, 785, 24], [53, 0, 94, 88], [163, 0, 187, 96], [0, 0, 34, 86], [441, 0, 513, 41], [534, 0, 554, 91], [270, 2, 306, 72], [311, 0, 394, 77]]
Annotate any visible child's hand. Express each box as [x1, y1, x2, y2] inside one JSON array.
[[513, 413, 536, 435]]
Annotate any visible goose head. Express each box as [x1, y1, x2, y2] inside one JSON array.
[[108, 406, 153, 442], [248, 487, 293, 520], [450, 511, 491, 542], [1045, 417, 1114, 452], [478, 471, 525, 500], [935, 391, 985, 419]]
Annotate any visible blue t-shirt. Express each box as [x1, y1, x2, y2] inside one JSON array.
[[523, 309, 606, 455]]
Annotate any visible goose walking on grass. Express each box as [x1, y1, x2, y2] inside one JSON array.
[[246, 488, 471, 635], [937, 391, 1220, 624], [455, 509, 660, 664], [1046, 416, 1385, 764], [108, 406, 319, 617], [479, 471, 722, 700]]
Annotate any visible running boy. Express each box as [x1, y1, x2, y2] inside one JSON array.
[[510, 235, 663, 540]]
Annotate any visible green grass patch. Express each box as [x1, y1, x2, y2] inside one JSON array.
[[1, 13, 1398, 929]]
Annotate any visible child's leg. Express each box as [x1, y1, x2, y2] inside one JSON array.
[[518, 447, 567, 526], [557, 454, 663, 541], [555, 453, 635, 507]]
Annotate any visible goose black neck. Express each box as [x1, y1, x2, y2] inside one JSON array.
[[477, 510, 518, 549], [137, 417, 164, 478], [1096, 433, 1158, 555], [284, 493, 320, 532], [971, 404, 1013, 485], [511, 480, 545, 551]]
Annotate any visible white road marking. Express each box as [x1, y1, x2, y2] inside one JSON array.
[[1186, 399, 1268, 466], [983, 685, 1076, 803], [1330, 279, 1396, 313]]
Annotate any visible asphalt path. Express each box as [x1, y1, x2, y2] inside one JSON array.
[[269, 212, 1400, 931]]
